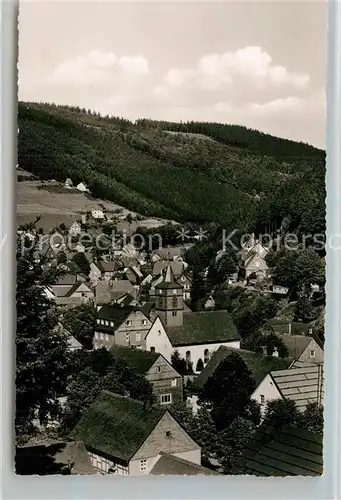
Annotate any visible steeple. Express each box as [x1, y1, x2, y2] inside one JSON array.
[[155, 264, 184, 327]]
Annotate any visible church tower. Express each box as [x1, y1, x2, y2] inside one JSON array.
[[154, 264, 184, 327]]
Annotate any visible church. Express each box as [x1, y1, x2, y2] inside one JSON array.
[[149, 265, 241, 373], [95, 264, 241, 373]]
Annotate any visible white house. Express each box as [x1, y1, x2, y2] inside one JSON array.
[[70, 391, 201, 476], [145, 317, 174, 363], [251, 364, 324, 416], [76, 182, 89, 192], [91, 208, 105, 220], [69, 221, 82, 237]]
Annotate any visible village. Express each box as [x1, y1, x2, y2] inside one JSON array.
[[16, 188, 325, 477]]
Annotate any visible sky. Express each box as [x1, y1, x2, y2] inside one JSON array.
[[19, 1, 326, 148]]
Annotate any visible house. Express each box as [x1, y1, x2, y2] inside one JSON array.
[[54, 281, 94, 307], [271, 284, 289, 295], [203, 294, 215, 310], [90, 261, 119, 282], [69, 390, 201, 475], [113, 292, 138, 307], [233, 424, 323, 476], [279, 335, 324, 364], [251, 363, 324, 413], [152, 265, 241, 373], [111, 345, 183, 406], [189, 346, 292, 414], [151, 247, 184, 263], [94, 279, 136, 307], [244, 252, 269, 278], [68, 221, 82, 237], [124, 266, 143, 285], [64, 178, 73, 189], [93, 305, 152, 350], [91, 208, 105, 220], [15, 440, 94, 475], [150, 452, 218, 475], [76, 182, 89, 192], [67, 335, 83, 351], [267, 319, 314, 336], [152, 260, 185, 279]]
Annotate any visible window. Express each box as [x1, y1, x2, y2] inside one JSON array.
[[260, 395, 265, 404], [158, 330, 162, 336], [142, 319, 147, 326], [81, 292, 86, 297], [136, 345, 143, 350], [160, 394, 172, 404], [310, 350, 316, 358], [110, 321, 114, 327], [166, 431, 172, 438], [156, 366, 162, 373], [100, 333, 104, 340], [126, 320, 132, 326], [136, 333, 141, 342], [172, 311, 177, 317], [186, 351, 191, 362], [96, 319, 101, 324], [105, 320, 109, 326], [159, 289, 162, 294], [105, 334, 109, 342], [171, 379, 177, 387], [204, 349, 210, 364], [172, 296, 178, 308], [173, 288, 177, 294], [150, 346, 155, 353], [125, 333, 130, 343], [140, 459, 147, 472], [181, 276, 185, 281]]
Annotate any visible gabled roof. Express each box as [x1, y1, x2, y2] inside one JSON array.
[[153, 247, 183, 260], [94, 279, 134, 305], [167, 311, 240, 347], [267, 319, 313, 336], [111, 345, 161, 374], [55, 274, 78, 286], [280, 335, 316, 360], [69, 391, 166, 463], [270, 364, 324, 411], [155, 264, 183, 290], [96, 261, 119, 273], [153, 261, 184, 278], [67, 335, 83, 350], [16, 440, 94, 475], [64, 282, 92, 297], [234, 424, 323, 476], [195, 346, 292, 389], [150, 452, 218, 476], [96, 305, 148, 332]]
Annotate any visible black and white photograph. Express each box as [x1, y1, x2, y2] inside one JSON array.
[[15, 0, 326, 477]]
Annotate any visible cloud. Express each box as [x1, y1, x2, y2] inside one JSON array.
[[159, 46, 310, 93], [118, 55, 150, 75], [46, 50, 149, 86], [250, 96, 303, 114]]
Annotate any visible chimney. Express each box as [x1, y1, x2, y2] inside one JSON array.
[[272, 347, 279, 357]]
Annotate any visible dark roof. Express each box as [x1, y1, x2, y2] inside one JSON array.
[[150, 452, 219, 476], [270, 364, 324, 411], [96, 261, 119, 273], [15, 441, 94, 475], [194, 346, 292, 388], [153, 261, 184, 278], [280, 335, 316, 360], [234, 424, 323, 476], [111, 345, 160, 374], [94, 279, 134, 305], [167, 311, 240, 347], [97, 304, 146, 324], [155, 264, 183, 290], [267, 320, 313, 336], [69, 391, 166, 463], [55, 274, 78, 286], [153, 247, 183, 260]]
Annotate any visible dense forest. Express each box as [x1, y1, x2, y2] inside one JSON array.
[[18, 102, 325, 236]]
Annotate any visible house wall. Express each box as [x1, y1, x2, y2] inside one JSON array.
[[300, 339, 324, 364], [175, 340, 241, 374], [88, 451, 128, 475], [147, 357, 183, 406], [245, 255, 268, 277], [145, 318, 173, 362], [251, 374, 282, 416], [94, 310, 151, 350], [129, 412, 201, 475]]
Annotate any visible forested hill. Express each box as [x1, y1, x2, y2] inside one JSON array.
[[18, 102, 325, 234]]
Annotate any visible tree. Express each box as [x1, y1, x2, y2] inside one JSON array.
[[72, 252, 90, 275], [295, 296, 318, 322], [299, 402, 323, 433], [201, 352, 256, 429], [264, 333, 289, 358], [171, 350, 187, 375], [196, 358, 204, 372], [63, 302, 97, 349], [217, 417, 257, 473], [63, 348, 153, 431], [190, 267, 208, 310], [16, 230, 69, 442], [263, 399, 300, 428], [57, 251, 67, 264]]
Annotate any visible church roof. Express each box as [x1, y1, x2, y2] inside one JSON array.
[[155, 264, 183, 290], [167, 311, 240, 347]]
